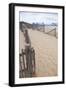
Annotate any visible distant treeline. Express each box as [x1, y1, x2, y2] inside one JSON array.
[[19, 21, 57, 31]]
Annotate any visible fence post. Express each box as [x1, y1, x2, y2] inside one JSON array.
[[19, 54, 23, 78], [21, 49, 26, 77]]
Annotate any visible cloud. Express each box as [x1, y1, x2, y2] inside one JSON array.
[[19, 11, 58, 24]]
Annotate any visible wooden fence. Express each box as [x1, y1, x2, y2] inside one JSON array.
[[19, 30, 35, 78]]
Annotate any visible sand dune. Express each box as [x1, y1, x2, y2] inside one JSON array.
[[19, 29, 58, 77], [28, 29, 58, 77]]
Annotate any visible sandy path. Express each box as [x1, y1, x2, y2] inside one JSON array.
[[28, 29, 58, 77]]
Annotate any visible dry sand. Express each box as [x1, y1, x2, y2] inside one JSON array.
[[19, 29, 58, 77], [19, 30, 25, 53]]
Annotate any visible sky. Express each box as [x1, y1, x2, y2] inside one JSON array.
[[19, 11, 58, 25]]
